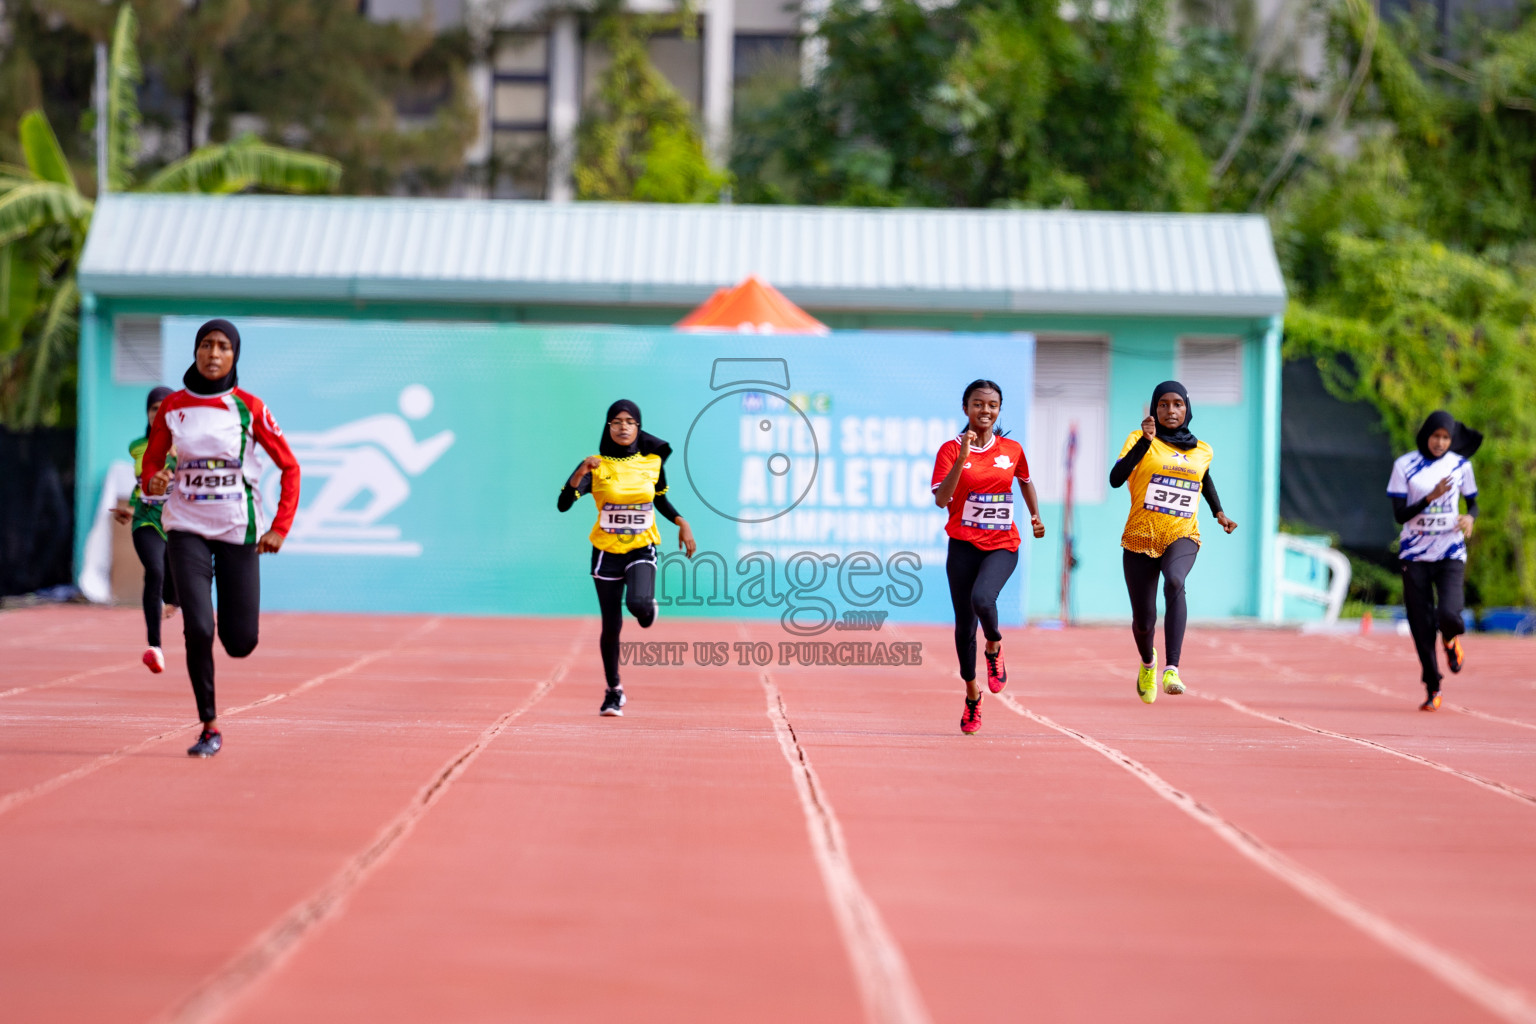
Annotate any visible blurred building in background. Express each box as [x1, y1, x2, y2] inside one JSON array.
[[365, 0, 801, 200]]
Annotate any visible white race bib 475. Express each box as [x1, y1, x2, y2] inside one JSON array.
[[1409, 505, 1457, 534], [1143, 474, 1199, 518], [600, 502, 654, 535], [961, 492, 1014, 530]]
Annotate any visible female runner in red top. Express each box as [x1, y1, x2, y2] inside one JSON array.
[[142, 319, 301, 757], [931, 379, 1045, 734]]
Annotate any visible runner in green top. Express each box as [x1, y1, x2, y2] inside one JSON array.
[[113, 386, 180, 673]]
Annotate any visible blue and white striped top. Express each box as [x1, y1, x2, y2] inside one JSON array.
[[1387, 450, 1478, 563]]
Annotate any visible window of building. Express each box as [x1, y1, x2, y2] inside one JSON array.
[[113, 316, 163, 385], [492, 33, 551, 199], [1029, 338, 1109, 504], [1175, 336, 1244, 405]]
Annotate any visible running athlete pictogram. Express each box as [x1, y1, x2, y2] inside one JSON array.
[[277, 384, 455, 556]]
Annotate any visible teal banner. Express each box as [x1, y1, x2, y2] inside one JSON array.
[[163, 319, 1035, 627]]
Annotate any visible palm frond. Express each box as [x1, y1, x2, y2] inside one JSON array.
[[0, 181, 93, 249], [140, 136, 342, 195], [19, 277, 78, 427], [19, 111, 76, 190], [107, 4, 143, 192]]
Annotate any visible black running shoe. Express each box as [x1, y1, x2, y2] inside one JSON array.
[[1445, 636, 1465, 674], [187, 727, 222, 757], [600, 687, 625, 717]]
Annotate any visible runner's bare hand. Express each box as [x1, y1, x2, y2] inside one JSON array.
[[1428, 477, 1452, 501], [1031, 516, 1046, 539], [113, 507, 131, 525], [1142, 415, 1156, 440], [1217, 512, 1238, 534], [257, 530, 285, 554], [677, 519, 697, 559], [145, 467, 172, 496], [1459, 514, 1475, 537], [962, 429, 978, 451]]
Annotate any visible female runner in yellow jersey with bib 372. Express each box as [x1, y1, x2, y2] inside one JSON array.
[[1109, 380, 1237, 703], [558, 400, 696, 717]]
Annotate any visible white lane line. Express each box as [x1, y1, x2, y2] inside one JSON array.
[[0, 662, 128, 700], [159, 653, 571, 1024], [993, 692, 1536, 1024], [0, 619, 443, 820], [1195, 691, 1536, 809], [761, 674, 932, 1024], [1345, 678, 1536, 734]]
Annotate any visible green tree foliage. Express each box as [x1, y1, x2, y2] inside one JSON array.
[[574, 0, 728, 203], [733, 0, 1255, 209], [0, 6, 339, 428], [12, 0, 476, 194], [1275, 3, 1536, 605]]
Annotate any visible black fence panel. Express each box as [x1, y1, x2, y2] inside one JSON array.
[[0, 429, 75, 597], [1280, 360, 1398, 557]]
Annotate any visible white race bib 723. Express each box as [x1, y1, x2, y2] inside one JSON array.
[[961, 492, 1014, 530], [1142, 474, 1200, 519], [600, 502, 654, 535]]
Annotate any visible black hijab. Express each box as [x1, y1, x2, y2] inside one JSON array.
[[1415, 410, 1482, 460], [146, 385, 175, 411], [1149, 380, 1198, 451], [183, 318, 241, 396], [599, 399, 671, 459]]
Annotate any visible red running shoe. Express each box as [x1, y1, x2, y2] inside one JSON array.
[[143, 646, 165, 673], [1420, 692, 1442, 711], [985, 645, 1007, 694], [961, 696, 982, 734]]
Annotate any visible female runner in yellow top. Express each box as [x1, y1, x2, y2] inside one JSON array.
[[558, 400, 696, 716], [1109, 380, 1237, 703]]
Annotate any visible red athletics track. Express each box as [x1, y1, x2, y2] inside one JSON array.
[[2, 606, 1535, 1023]]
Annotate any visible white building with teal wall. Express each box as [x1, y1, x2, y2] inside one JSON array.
[[76, 194, 1286, 622]]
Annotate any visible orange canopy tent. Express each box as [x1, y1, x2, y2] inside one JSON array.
[[675, 274, 829, 335]]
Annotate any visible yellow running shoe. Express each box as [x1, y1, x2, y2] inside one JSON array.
[[1161, 667, 1185, 695], [1137, 650, 1158, 704]]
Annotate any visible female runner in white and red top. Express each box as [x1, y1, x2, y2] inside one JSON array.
[[931, 379, 1045, 735], [142, 319, 300, 757]]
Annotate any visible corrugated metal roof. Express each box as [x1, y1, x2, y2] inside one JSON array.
[[79, 194, 1287, 317]]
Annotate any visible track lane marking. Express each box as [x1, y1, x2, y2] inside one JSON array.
[[1343, 678, 1536, 733], [158, 646, 574, 1024], [761, 673, 932, 1024], [994, 692, 1536, 1024], [0, 662, 130, 700], [1196, 635, 1536, 775], [1194, 691, 1536, 808], [0, 619, 443, 820]]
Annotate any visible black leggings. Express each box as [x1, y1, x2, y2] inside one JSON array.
[[167, 531, 260, 723], [131, 527, 177, 648], [1401, 558, 1466, 692], [945, 538, 1019, 682], [594, 560, 657, 689], [1123, 537, 1200, 668]]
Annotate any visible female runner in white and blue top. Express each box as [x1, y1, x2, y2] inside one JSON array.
[[1386, 410, 1480, 710]]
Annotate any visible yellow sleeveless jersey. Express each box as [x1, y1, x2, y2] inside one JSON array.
[[1118, 430, 1213, 557], [587, 452, 665, 554]]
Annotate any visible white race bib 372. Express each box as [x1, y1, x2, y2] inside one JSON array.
[[1142, 474, 1199, 518]]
